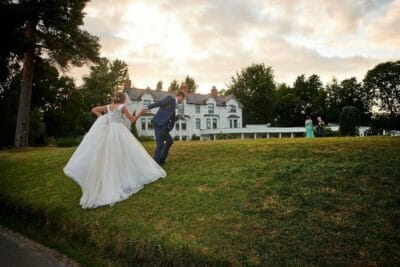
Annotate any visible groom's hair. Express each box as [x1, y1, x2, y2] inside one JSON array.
[[176, 90, 187, 98]]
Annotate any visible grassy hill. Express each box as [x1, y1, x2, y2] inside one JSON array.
[[0, 137, 399, 266]]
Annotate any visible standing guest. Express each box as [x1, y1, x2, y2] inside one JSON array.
[[305, 115, 315, 138], [316, 116, 325, 137]]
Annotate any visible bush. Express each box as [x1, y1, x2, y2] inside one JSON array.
[[339, 106, 360, 136], [56, 136, 82, 147], [191, 134, 200, 141], [323, 127, 340, 137]]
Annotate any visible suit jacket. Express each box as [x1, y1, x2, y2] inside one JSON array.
[[147, 95, 177, 129]]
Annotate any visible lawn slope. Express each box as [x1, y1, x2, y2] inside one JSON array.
[[0, 137, 399, 266]]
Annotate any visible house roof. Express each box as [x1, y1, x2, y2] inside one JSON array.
[[125, 87, 241, 107]]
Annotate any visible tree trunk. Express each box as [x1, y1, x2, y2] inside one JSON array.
[[14, 21, 36, 148]]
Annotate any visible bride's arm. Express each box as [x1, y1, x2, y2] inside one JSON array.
[[91, 105, 108, 117], [122, 107, 139, 123]]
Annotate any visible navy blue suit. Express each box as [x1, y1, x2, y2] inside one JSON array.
[[147, 96, 177, 164]]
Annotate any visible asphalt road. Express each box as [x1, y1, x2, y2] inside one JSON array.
[[0, 224, 79, 267]]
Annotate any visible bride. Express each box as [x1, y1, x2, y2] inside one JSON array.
[[64, 91, 166, 209]]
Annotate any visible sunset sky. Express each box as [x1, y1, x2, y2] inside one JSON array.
[[69, 0, 400, 94]]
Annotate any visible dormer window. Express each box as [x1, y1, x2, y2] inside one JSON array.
[[208, 103, 214, 114], [143, 100, 151, 106], [229, 105, 236, 113]]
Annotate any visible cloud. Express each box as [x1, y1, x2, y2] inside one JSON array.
[[69, 0, 400, 93]]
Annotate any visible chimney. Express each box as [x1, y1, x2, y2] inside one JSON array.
[[181, 83, 190, 94], [211, 86, 218, 97], [124, 79, 132, 90]]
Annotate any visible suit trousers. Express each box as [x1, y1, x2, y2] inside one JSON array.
[[153, 124, 174, 164]]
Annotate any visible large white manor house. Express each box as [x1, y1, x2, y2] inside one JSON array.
[[123, 81, 243, 141]]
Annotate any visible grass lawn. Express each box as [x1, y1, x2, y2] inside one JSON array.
[[0, 137, 399, 266]]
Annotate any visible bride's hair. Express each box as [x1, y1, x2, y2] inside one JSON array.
[[113, 91, 126, 104]]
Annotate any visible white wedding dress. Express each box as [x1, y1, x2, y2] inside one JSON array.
[[64, 104, 166, 209]]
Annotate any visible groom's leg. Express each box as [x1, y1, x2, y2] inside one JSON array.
[[160, 131, 174, 163], [153, 125, 165, 163]]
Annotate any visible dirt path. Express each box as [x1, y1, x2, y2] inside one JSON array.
[[0, 224, 79, 267]]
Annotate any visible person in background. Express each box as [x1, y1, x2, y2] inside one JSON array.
[[305, 115, 315, 138], [316, 116, 325, 137]]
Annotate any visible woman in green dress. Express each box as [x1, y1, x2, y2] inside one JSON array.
[[305, 115, 315, 138]]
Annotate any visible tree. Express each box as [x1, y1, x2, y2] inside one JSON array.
[[325, 77, 369, 124], [156, 80, 163, 91], [363, 61, 400, 118], [274, 83, 303, 126], [4, 0, 100, 148], [227, 63, 277, 124], [0, 2, 26, 87], [292, 74, 325, 117], [339, 106, 360, 136], [168, 80, 180, 92], [82, 58, 129, 108], [181, 75, 197, 93], [0, 58, 89, 147]]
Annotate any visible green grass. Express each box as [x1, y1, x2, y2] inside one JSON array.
[[0, 137, 399, 266]]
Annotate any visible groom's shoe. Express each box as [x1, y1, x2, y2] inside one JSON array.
[[159, 160, 167, 165]]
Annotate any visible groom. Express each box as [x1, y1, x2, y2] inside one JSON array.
[[138, 89, 186, 165]]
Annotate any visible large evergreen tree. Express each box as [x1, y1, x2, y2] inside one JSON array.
[[2, 0, 100, 148]]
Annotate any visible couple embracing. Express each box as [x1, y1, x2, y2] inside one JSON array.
[[63, 89, 187, 209]]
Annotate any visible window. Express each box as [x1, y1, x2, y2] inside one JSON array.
[[141, 118, 146, 130], [181, 119, 187, 131], [143, 100, 151, 106], [229, 119, 233, 128], [177, 103, 184, 114], [195, 118, 201, 129], [212, 118, 217, 129], [175, 121, 180, 131], [195, 104, 201, 113], [208, 103, 214, 114], [206, 118, 211, 129], [229, 105, 236, 113], [182, 135, 187, 141], [234, 119, 238, 128], [147, 119, 153, 130]]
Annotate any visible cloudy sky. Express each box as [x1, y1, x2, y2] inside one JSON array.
[[69, 0, 400, 94]]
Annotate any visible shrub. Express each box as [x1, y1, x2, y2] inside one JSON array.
[[339, 106, 360, 136], [56, 136, 81, 147], [322, 127, 339, 137], [191, 134, 200, 141]]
